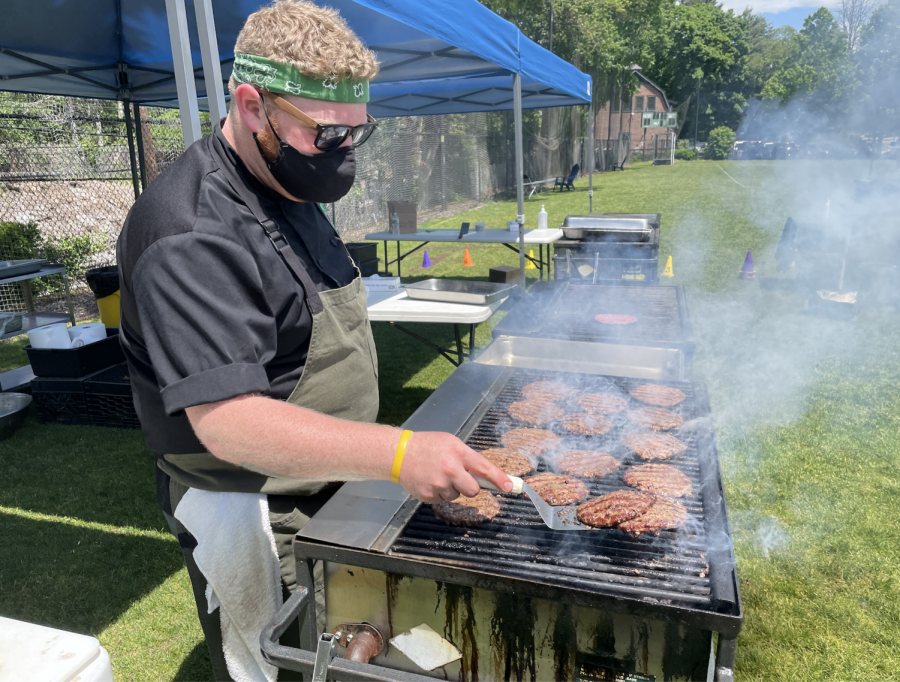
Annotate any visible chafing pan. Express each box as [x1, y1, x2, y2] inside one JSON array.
[[402, 279, 515, 305]]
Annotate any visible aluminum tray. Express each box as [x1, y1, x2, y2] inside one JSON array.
[[402, 278, 516, 305], [561, 216, 651, 241], [0, 259, 45, 279]]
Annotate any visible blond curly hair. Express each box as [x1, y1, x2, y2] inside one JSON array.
[[229, 0, 379, 95]]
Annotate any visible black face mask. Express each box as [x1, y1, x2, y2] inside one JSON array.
[[253, 104, 356, 203]]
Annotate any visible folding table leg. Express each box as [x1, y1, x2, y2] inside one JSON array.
[[468, 324, 476, 359], [453, 324, 464, 363]]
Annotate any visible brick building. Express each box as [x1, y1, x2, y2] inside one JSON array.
[[595, 70, 672, 151]]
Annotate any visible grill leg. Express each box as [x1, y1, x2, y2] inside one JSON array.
[[714, 636, 737, 682]]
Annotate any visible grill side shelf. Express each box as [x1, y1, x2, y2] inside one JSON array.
[[692, 382, 741, 622]]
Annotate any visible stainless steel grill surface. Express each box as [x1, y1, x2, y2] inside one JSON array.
[[386, 369, 736, 624], [492, 282, 695, 351]]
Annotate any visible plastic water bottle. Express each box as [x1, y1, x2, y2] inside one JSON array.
[[391, 212, 400, 234], [538, 204, 548, 231]]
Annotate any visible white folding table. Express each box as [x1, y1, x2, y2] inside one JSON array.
[[365, 228, 564, 280], [366, 288, 508, 366]]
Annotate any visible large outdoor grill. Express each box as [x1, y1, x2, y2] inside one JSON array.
[[292, 363, 741, 681], [487, 281, 695, 381], [553, 213, 661, 285]]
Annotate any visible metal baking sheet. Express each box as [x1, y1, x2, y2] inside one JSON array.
[[402, 279, 516, 305], [0, 259, 45, 279]]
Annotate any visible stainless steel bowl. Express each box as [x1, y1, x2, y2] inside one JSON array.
[[0, 393, 31, 440]]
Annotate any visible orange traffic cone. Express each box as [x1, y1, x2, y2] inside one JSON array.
[[463, 248, 474, 267]]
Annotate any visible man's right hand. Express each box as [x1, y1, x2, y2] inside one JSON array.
[[397, 431, 513, 504]]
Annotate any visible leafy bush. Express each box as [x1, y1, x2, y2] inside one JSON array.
[[674, 148, 697, 161], [0, 221, 106, 296], [706, 126, 736, 160]]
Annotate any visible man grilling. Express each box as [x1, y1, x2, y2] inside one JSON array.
[[116, 2, 511, 678]]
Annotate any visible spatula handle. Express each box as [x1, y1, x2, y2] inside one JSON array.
[[475, 475, 524, 495]]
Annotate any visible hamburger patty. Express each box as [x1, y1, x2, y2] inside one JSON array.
[[478, 448, 534, 477], [626, 406, 683, 431], [630, 384, 688, 407], [576, 392, 628, 415], [618, 498, 689, 534], [556, 450, 620, 478], [622, 433, 688, 461], [500, 428, 560, 456], [432, 490, 501, 526], [521, 380, 578, 402], [575, 490, 655, 527], [524, 473, 589, 506], [594, 314, 637, 325], [560, 412, 613, 436], [508, 399, 563, 426], [623, 463, 692, 498]]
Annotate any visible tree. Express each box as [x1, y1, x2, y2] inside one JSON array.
[[836, 0, 878, 52], [854, 0, 900, 143], [705, 125, 735, 159]]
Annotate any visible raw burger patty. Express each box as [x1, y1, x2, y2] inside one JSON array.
[[576, 490, 655, 527], [521, 380, 578, 402], [622, 433, 688, 461], [432, 490, 500, 526], [623, 463, 692, 498], [594, 314, 637, 325], [627, 406, 683, 431], [576, 392, 628, 415], [478, 448, 534, 477], [524, 473, 589, 506], [630, 384, 688, 407], [560, 412, 613, 436], [557, 450, 620, 478], [508, 399, 563, 426], [500, 428, 560, 456], [619, 498, 689, 534]]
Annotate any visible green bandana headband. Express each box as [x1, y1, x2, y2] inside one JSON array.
[[231, 53, 370, 103]]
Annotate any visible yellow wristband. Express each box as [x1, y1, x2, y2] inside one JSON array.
[[391, 430, 413, 483]]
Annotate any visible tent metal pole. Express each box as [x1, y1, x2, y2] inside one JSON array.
[[588, 98, 594, 213], [164, 0, 202, 146], [133, 102, 147, 190], [513, 73, 526, 290], [194, 0, 227, 124], [123, 99, 141, 200]]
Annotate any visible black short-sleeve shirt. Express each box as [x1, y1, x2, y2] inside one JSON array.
[[117, 123, 356, 456]]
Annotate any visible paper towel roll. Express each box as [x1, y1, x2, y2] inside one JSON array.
[[28, 323, 72, 349], [68, 323, 106, 340], [77, 327, 107, 346]]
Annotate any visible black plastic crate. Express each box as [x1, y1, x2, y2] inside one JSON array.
[[357, 257, 380, 277], [25, 327, 125, 378], [345, 242, 378, 264], [83, 363, 140, 429], [31, 375, 90, 425]]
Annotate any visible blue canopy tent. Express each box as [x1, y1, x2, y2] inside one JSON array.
[[1, 0, 593, 286]]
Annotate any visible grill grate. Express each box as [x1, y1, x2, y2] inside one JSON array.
[[539, 285, 683, 343], [390, 369, 722, 609]]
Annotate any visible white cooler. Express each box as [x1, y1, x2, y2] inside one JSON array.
[[0, 616, 113, 682]]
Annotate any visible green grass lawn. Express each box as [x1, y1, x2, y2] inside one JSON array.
[[2, 159, 899, 680]]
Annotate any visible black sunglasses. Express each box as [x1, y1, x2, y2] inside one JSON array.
[[268, 95, 378, 151]]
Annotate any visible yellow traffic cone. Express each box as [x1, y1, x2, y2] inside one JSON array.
[[525, 249, 537, 270], [662, 255, 674, 277]]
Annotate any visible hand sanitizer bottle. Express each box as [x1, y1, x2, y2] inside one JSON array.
[[538, 204, 548, 231], [391, 212, 400, 234]]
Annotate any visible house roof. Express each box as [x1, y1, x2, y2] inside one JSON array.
[[636, 71, 671, 110]]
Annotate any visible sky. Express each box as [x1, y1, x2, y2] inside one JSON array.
[[718, 0, 829, 29]]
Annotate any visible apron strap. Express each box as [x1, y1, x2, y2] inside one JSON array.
[[221, 167, 324, 315]]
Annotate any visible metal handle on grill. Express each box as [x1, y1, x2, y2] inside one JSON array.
[[475, 475, 524, 495]]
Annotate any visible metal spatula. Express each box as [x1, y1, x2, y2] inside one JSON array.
[[475, 476, 593, 531]]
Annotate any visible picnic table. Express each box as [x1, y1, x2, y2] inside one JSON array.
[[366, 287, 508, 366], [365, 228, 564, 281]]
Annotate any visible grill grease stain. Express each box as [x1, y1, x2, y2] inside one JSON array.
[[551, 603, 576, 682], [490, 593, 537, 681], [591, 613, 616, 655], [440, 583, 479, 681], [385, 573, 403, 639]]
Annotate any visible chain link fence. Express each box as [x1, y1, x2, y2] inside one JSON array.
[[0, 92, 589, 321]]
